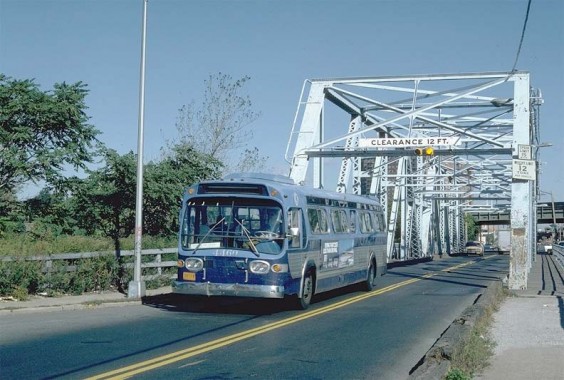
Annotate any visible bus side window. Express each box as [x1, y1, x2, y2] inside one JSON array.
[[360, 211, 372, 233], [331, 209, 341, 233], [288, 208, 303, 248], [370, 211, 379, 232], [349, 210, 357, 232], [307, 207, 329, 234], [331, 209, 349, 233], [340, 210, 349, 233], [307, 208, 320, 233], [379, 212, 386, 231], [318, 209, 329, 233]]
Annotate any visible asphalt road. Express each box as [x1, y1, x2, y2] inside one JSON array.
[[0, 254, 508, 380]]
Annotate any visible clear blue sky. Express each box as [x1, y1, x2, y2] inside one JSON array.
[[1, 0, 563, 201]]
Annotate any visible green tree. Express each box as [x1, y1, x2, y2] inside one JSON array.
[[465, 213, 479, 241], [0, 74, 100, 192], [144, 144, 222, 236], [173, 73, 267, 173], [22, 187, 78, 237], [71, 149, 136, 248], [71, 146, 221, 245], [235, 147, 267, 173], [0, 189, 24, 235]]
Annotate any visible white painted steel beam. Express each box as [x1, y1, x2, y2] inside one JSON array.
[[288, 82, 326, 185], [285, 72, 541, 264], [508, 73, 533, 290]]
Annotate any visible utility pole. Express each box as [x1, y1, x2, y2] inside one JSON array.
[[128, 0, 148, 298], [540, 190, 557, 241], [549, 192, 558, 241]]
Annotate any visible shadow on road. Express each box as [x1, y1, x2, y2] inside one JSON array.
[[142, 282, 371, 315], [142, 293, 294, 315]]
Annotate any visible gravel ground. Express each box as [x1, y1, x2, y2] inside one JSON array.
[[476, 296, 564, 380], [492, 297, 564, 351]]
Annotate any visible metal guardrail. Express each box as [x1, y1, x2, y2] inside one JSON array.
[[1, 248, 178, 281], [553, 245, 564, 271]]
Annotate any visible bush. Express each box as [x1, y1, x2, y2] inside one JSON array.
[[0, 233, 177, 257], [0, 252, 175, 298], [0, 218, 25, 235], [445, 368, 470, 380], [0, 259, 43, 299], [71, 256, 120, 294], [0, 233, 115, 256], [0, 255, 126, 298], [0, 233, 178, 298], [43, 255, 123, 296], [117, 235, 177, 251]]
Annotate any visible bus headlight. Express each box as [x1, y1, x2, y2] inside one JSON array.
[[249, 260, 270, 274], [185, 258, 204, 272]]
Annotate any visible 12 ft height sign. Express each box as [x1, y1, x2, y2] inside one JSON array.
[[359, 137, 459, 148]]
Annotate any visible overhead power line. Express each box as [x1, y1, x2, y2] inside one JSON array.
[[511, 0, 533, 72]]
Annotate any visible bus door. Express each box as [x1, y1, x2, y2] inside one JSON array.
[[287, 207, 305, 249]]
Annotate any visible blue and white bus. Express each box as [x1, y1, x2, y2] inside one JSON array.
[[173, 173, 387, 309]]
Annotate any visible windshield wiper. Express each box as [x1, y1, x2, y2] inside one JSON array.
[[254, 230, 281, 241], [234, 218, 260, 257], [191, 217, 225, 254]]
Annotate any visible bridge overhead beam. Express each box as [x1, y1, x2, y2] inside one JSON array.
[[303, 148, 513, 158], [472, 204, 564, 225]]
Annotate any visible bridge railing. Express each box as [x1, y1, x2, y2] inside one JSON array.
[[553, 244, 564, 271], [1, 248, 178, 281]]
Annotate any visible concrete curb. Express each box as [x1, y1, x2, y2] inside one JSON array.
[[0, 300, 141, 315], [408, 280, 503, 379], [0, 298, 142, 315], [0, 286, 171, 315]]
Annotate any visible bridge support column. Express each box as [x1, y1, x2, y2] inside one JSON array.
[[508, 73, 532, 290]]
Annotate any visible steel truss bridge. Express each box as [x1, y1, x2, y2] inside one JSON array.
[[285, 72, 544, 289]]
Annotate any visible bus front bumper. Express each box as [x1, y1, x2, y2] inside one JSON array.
[[172, 281, 285, 299]]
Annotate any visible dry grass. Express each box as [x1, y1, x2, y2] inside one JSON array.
[[446, 285, 510, 379]]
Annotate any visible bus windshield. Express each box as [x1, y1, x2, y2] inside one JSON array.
[[181, 197, 284, 254]]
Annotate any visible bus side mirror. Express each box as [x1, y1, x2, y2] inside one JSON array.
[[288, 227, 299, 237]]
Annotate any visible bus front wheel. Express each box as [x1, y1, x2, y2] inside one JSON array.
[[296, 272, 314, 310], [363, 261, 376, 291]]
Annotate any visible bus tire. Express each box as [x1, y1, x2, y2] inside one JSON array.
[[363, 260, 377, 291], [296, 271, 314, 310]]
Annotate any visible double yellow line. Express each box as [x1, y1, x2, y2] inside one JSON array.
[[87, 258, 485, 379]]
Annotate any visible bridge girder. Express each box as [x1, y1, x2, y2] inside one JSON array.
[[286, 72, 543, 289]]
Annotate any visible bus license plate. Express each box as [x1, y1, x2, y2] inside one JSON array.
[[183, 272, 196, 281]]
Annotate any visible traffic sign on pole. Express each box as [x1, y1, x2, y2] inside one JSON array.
[[517, 144, 532, 160], [512, 159, 536, 180]]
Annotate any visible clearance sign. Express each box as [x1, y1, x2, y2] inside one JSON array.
[[359, 137, 459, 148]]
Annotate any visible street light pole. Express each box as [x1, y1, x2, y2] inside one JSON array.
[[539, 190, 557, 241], [549, 192, 557, 239], [128, 0, 148, 298]]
